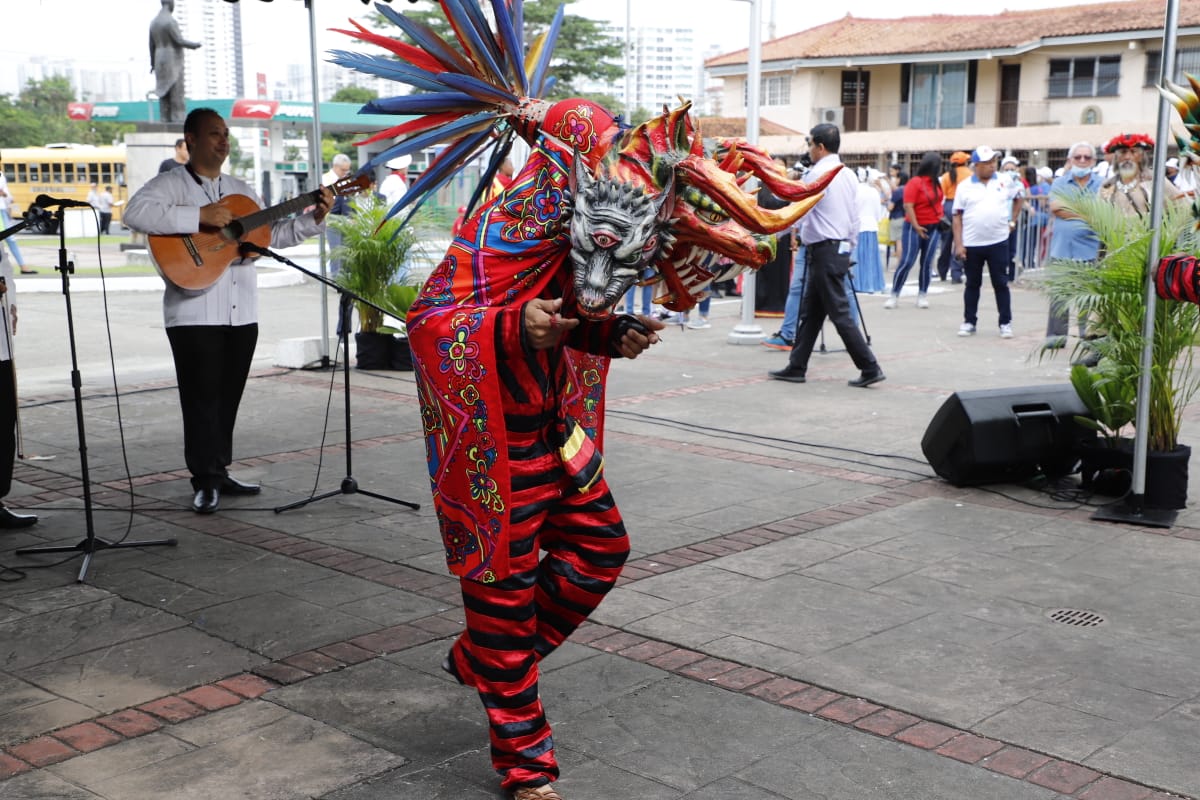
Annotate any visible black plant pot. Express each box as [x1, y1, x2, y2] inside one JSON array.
[[354, 331, 393, 370], [1079, 439, 1191, 509], [389, 335, 414, 371]]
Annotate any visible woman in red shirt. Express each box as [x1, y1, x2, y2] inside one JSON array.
[[884, 151, 944, 309]]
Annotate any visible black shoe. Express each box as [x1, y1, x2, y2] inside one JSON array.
[[848, 369, 886, 388], [951, 278, 963, 284], [0, 506, 37, 529], [192, 488, 219, 514], [769, 366, 807, 383], [220, 475, 261, 495], [18, 269, 37, 275]]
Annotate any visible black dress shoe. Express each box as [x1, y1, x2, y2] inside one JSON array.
[[220, 475, 260, 495], [769, 366, 807, 383], [192, 488, 219, 514], [0, 506, 38, 529], [848, 369, 886, 388]]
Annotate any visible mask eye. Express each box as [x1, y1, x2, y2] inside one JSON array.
[[592, 232, 618, 248], [698, 208, 728, 225], [641, 235, 658, 253]]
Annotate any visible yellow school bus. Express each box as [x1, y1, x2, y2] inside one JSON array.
[[0, 144, 127, 232]]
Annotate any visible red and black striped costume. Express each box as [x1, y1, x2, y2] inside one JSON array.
[[407, 106, 632, 791]]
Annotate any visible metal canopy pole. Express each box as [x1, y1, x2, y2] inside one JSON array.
[[1092, 0, 1179, 528], [308, 0, 331, 366], [727, 0, 764, 344]]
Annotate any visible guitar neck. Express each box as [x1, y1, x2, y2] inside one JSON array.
[[235, 189, 321, 235]]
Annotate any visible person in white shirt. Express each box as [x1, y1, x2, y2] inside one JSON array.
[[0, 249, 35, 529], [124, 108, 333, 514], [379, 154, 411, 210], [951, 145, 1022, 338], [0, 155, 33, 274], [769, 124, 884, 387]]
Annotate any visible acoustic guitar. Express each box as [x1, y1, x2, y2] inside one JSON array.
[[149, 173, 370, 291]]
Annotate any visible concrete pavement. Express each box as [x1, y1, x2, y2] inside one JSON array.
[[0, 237, 1197, 799]]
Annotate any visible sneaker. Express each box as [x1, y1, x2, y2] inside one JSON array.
[[958, 322, 976, 336], [999, 323, 1014, 339], [882, 295, 898, 309], [513, 786, 564, 800], [762, 333, 794, 351], [686, 317, 711, 329], [916, 294, 929, 308]]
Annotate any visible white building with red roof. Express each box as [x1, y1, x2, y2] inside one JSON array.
[[704, 0, 1200, 170]]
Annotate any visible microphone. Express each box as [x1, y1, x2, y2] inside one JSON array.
[[238, 241, 268, 258], [34, 194, 94, 210]]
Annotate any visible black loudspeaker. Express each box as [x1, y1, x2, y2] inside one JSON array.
[[921, 384, 1094, 486]]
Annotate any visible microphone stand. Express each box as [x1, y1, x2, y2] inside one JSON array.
[[242, 243, 420, 514], [17, 206, 176, 582]]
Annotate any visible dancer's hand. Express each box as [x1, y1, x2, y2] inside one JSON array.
[[524, 297, 579, 350], [618, 314, 665, 359]]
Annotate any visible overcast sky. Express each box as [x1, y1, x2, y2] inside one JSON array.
[[4, 0, 1126, 101]]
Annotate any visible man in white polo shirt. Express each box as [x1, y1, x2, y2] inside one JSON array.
[[952, 145, 1022, 338]]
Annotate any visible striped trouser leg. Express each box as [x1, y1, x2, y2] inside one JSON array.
[[447, 442, 630, 791]]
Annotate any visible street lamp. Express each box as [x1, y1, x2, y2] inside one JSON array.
[[727, 0, 764, 344]]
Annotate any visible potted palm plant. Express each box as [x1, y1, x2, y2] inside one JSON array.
[[328, 194, 421, 370], [1041, 194, 1200, 508]]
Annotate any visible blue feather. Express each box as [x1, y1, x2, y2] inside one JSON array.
[[442, 0, 509, 85], [366, 112, 498, 172], [327, 50, 446, 93], [458, 0, 506, 73], [490, 0, 527, 94], [374, 3, 476, 76], [529, 4, 564, 96], [434, 73, 518, 106], [513, 0, 524, 74], [364, 92, 488, 114], [385, 128, 498, 227]]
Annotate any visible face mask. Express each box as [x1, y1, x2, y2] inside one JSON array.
[[1069, 166, 1093, 179]]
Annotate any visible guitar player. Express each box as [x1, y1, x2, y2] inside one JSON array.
[[125, 108, 333, 514]]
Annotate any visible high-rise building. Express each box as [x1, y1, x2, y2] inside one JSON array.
[[175, 0, 244, 100], [576, 24, 699, 116]]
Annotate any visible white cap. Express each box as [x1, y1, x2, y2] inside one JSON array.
[[1166, 157, 1180, 169], [971, 145, 997, 163], [1037, 166, 1053, 180], [1001, 155, 1019, 167], [386, 154, 412, 170], [1055, 166, 1065, 177]]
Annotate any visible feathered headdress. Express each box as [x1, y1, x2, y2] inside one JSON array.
[[1103, 133, 1155, 153], [329, 0, 568, 225]]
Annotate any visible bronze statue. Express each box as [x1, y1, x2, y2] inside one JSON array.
[[149, 0, 201, 124]]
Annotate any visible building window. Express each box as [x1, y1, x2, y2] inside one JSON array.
[[908, 62, 969, 129], [1048, 56, 1120, 97], [1145, 47, 1200, 85], [743, 74, 791, 107]]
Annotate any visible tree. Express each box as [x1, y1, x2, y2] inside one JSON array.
[[0, 77, 133, 147], [372, 0, 625, 101]]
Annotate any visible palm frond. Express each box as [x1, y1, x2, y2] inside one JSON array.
[[1042, 193, 1200, 450]]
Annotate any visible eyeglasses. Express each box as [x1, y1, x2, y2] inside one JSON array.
[[1071, 154, 1095, 162]]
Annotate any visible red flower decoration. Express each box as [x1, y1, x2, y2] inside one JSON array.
[[1104, 133, 1155, 153]]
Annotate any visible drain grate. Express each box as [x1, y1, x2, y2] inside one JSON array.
[[1046, 608, 1106, 627]]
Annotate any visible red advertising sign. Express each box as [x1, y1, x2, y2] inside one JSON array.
[[231, 99, 279, 120], [67, 102, 93, 120]]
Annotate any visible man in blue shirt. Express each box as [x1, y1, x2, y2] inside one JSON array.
[[1044, 141, 1103, 347]]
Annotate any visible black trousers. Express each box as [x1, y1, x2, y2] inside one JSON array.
[[166, 324, 258, 491], [787, 241, 878, 373], [0, 360, 15, 500]]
